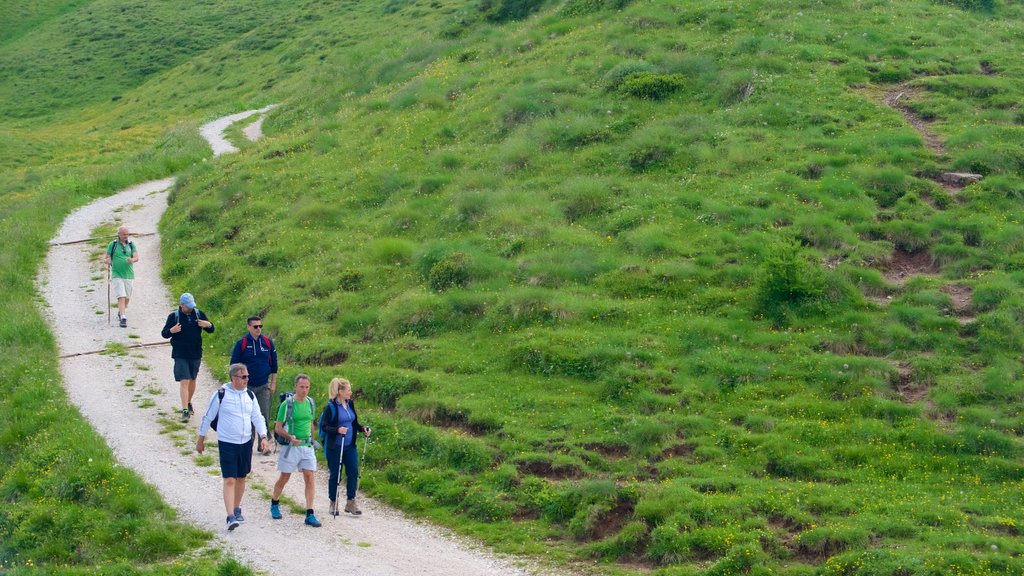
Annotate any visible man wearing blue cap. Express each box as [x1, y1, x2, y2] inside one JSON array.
[[161, 292, 215, 422]]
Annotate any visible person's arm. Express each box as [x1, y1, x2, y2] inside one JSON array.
[[104, 242, 112, 267], [160, 313, 175, 339], [128, 243, 139, 264], [202, 312, 215, 333], [229, 339, 242, 365], [195, 391, 221, 452], [275, 420, 299, 445]]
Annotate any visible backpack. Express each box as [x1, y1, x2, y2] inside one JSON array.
[[174, 307, 202, 324], [274, 392, 315, 446], [242, 334, 274, 361], [317, 402, 338, 453], [210, 386, 256, 431], [108, 239, 136, 258]]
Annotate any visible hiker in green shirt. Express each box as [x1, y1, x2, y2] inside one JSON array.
[[104, 226, 138, 328], [270, 374, 322, 527]]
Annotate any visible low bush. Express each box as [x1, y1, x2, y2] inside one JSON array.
[[620, 73, 687, 100], [753, 238, 827, 326], [602, 60, 657, 91], [429, 252, 471, 291], [479, 0, 547, 22]]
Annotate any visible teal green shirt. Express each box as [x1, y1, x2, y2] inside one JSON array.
[[276, 396, 315, 440], [107, 240, 136, 279]]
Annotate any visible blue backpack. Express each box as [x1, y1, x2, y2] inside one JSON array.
[[317, 402, 338, 454]]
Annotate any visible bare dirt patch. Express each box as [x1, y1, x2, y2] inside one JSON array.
[[582, 442, 630, 460], [892, 362, 930, 404], [882, 249, 939, 285], [940, 283, 975, 323]]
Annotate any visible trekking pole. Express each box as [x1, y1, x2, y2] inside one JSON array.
[[335, 442, 342, 519], [357, 430, 369, 494], [106, 265, 111, 326]]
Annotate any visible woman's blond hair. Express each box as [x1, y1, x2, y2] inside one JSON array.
[[328, 377, 351, 400]]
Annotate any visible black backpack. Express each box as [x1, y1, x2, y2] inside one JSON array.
[[210, 386, 256, 431]]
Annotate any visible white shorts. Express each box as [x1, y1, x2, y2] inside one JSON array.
[[111, 277, 133, 300], [277, 444, 317, 473]]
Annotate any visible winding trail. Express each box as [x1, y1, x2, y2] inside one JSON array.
[[38, 109, 558, 576]]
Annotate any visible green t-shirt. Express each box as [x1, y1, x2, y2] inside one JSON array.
[[276, 396, 315, 440], [107, 240, 136, 279]]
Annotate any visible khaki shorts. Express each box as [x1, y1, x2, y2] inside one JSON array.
[[277, 444, 317, 473], [111, 277, 133, 300]]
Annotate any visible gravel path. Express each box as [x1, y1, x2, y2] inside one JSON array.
[[37, 109, 561, 576]]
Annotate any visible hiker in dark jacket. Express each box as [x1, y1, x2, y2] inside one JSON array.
[[230, 316, 278, 453], [160, 292, 215, 422], [321, 377, 372, 516]]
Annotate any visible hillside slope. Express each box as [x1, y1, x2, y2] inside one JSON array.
[[6, 0, 1024, 574]]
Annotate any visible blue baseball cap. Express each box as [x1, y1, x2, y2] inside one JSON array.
[[179, 293, 197, 309]]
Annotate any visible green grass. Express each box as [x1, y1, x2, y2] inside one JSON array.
[[6, 0, 1024, 574]]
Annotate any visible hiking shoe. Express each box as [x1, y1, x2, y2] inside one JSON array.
[[119, 315, 127, 328], [328, 500, 338, 517], [181, 409, 190, 422], [270, 503, 282, 519], [233, 507, 245, 523], [305, 512, 322, 527], [188, 402, 194, 415], [227, 515, 240, 531], [345, 499, 362, 516]]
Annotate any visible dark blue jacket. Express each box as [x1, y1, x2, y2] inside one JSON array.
[[229, 333, 278, 388], [320, 399, 366, 448]]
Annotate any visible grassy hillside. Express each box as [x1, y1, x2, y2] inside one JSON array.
[[6, 0, 1024, 574]]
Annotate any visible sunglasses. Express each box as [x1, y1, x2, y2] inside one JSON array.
[[233, 374, 250, 379], [251, 324, 262, 329]]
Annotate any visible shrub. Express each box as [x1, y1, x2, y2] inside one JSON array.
[[620, 73, 686, 100], [753, 238, 826, 325], [602, 60, 657, 91], [337, 268, 363, 291], [429, 252, 471, 291], [479, 0, 547, 22], [562, 0, 634, 16]]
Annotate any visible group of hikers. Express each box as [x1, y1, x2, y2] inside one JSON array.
[[107, 229, 371, 532]]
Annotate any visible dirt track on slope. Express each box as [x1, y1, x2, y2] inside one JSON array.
[[38, 109, 559, 576]]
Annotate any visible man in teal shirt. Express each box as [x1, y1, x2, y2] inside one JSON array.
[[104, 226, 138, 328]]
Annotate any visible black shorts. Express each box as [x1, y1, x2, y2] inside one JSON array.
[[218, 438, 254, 478], [173, 357, 201, 381]]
